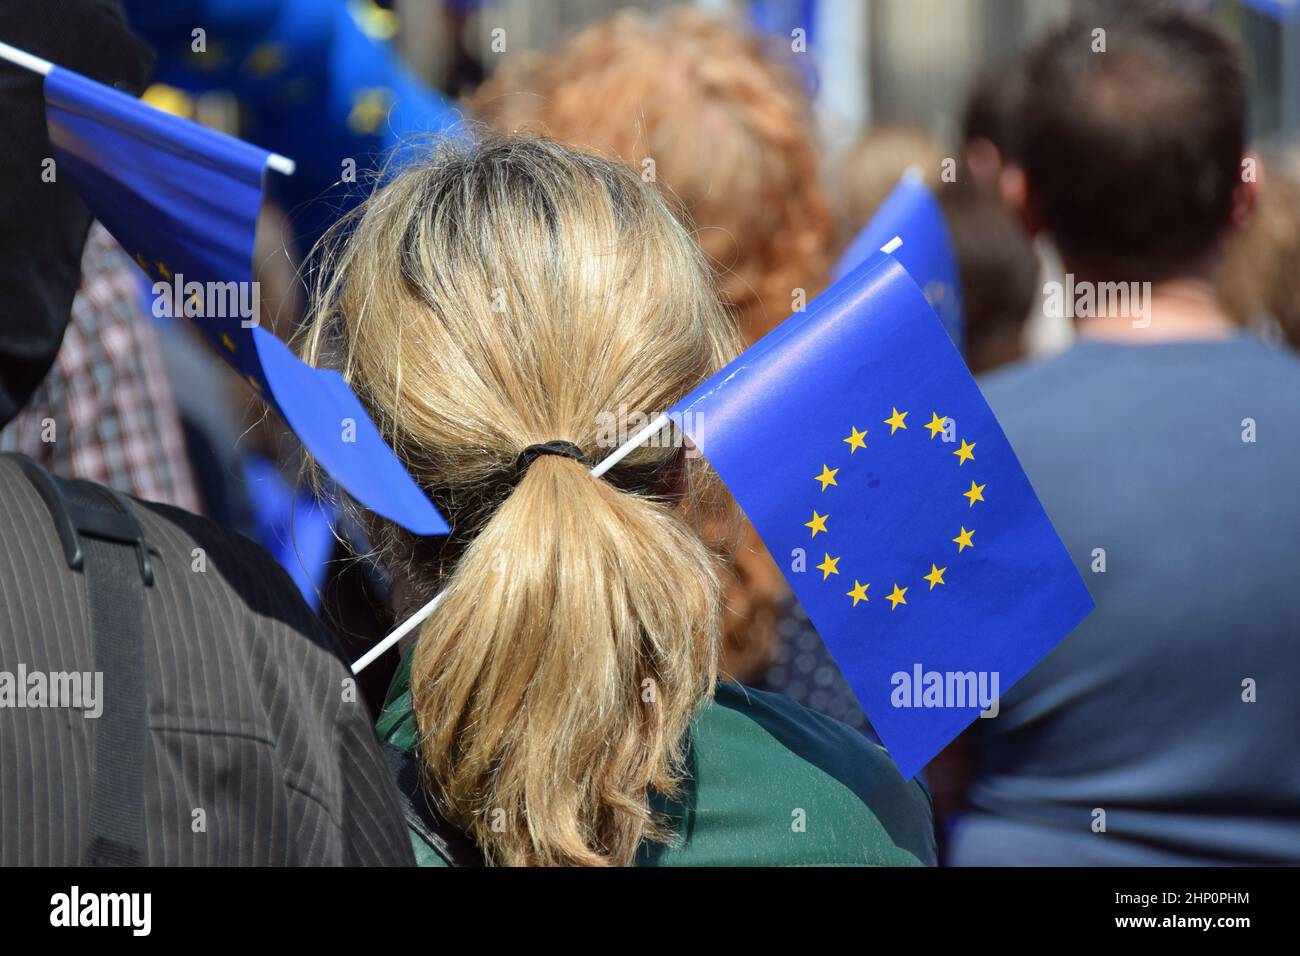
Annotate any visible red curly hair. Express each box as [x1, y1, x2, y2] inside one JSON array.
[[470, 6, 835, 343]]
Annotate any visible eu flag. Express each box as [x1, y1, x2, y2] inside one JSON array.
[[40, 59, 447, 536], [122, 0, 466, 249], [834, 172, 963, 349], [669, 252, 1093, 778]]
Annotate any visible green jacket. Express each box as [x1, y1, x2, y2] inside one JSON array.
[[377, 654, 937, 866]]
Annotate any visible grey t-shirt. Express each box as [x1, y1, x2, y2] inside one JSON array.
[[948, 335, 1300, 865]]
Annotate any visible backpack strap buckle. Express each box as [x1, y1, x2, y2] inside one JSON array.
[[5, 453, 153, 585]]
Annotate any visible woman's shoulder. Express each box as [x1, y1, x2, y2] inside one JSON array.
[[645, 682, 937, 866], [378, 669, 936, 867]]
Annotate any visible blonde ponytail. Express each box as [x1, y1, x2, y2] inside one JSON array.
[[300, 136, 742, 865]]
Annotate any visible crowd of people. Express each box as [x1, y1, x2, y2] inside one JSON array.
[[0, 0, 1297, 867]]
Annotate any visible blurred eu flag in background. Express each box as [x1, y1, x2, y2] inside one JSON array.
[[42, 59, 448, 537], [122, 0, 464, 251], [835, 171, 964, 350], [670, 252, 1092, 778]]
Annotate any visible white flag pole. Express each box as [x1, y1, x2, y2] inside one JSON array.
[[351, 235, 904, 674], [350, 587, 443, 674], [0, 40, 296, 176], [0, 39, 52, 74], [266, 154, 297, 176]]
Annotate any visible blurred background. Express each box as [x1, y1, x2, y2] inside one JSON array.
[[395, 0, 1300, 148], [13, 0, 1285, 714], [131, 0, 1300, 171]]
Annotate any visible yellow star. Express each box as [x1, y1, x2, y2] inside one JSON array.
[[924, 564, 947, 589], [220, 333, 237, 352], [141, 83, 194, 118], [133, 252, 151, 274], [804, 510, 829, 538], [846, 580, 870, 607], [924, 412, 948, 439], [953, 527, 975, 552], [814, 464, 839, 491], [246, 374, 262, 393], [953, 439, 976, 465], [886, 583, 908, 609], [243, 42, 285, 77], [884, 407, 909, 434], [348, 87, 393, 135], [156, 261, 172, 280], [843, 426, 868, 454], [816, 553, 841, 580], [963, 480, 986, 507]]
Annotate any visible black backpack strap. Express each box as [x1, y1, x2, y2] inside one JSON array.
[[6, 454, 153, 866], [381, 743, 485, 867]]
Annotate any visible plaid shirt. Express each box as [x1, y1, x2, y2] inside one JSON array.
[[1, 224, 200, 511]]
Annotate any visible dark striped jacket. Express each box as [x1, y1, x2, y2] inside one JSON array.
[[0, 455, 413, 865]]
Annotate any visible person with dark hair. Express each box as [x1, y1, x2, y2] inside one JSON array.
[[960, 57, 1027, 192], [1014, 7, 1250, 283], [938, 186, 1038, 375], [957, 55, 1066, 364], [948, 6, 1300, 865]]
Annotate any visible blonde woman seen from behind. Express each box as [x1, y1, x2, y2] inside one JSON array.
[[301, 136, 936, 867], [471, 8, 841, 685]]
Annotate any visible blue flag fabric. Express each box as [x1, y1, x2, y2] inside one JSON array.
[[1238, 0, 1300, 21], [747, 0, 819, 92], [244, 455, 337, 611], [834, 173, 963, 349], [669, 253, 1093, 778], [43, 63, 448, 536], [123, 0, 465, 251]]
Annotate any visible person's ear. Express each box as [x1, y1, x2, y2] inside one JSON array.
[[963, 138, 1003, 190], [998, 163, 1041, 237], [1227, 152, 1261, 235]]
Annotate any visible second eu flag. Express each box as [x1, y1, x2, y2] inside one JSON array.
[[670, 253, 1093, 779]]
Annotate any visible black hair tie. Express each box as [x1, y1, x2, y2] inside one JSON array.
[[513, 440, 591, 479]]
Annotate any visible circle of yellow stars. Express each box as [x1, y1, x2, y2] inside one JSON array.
[[805, 407, 986, 613]]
